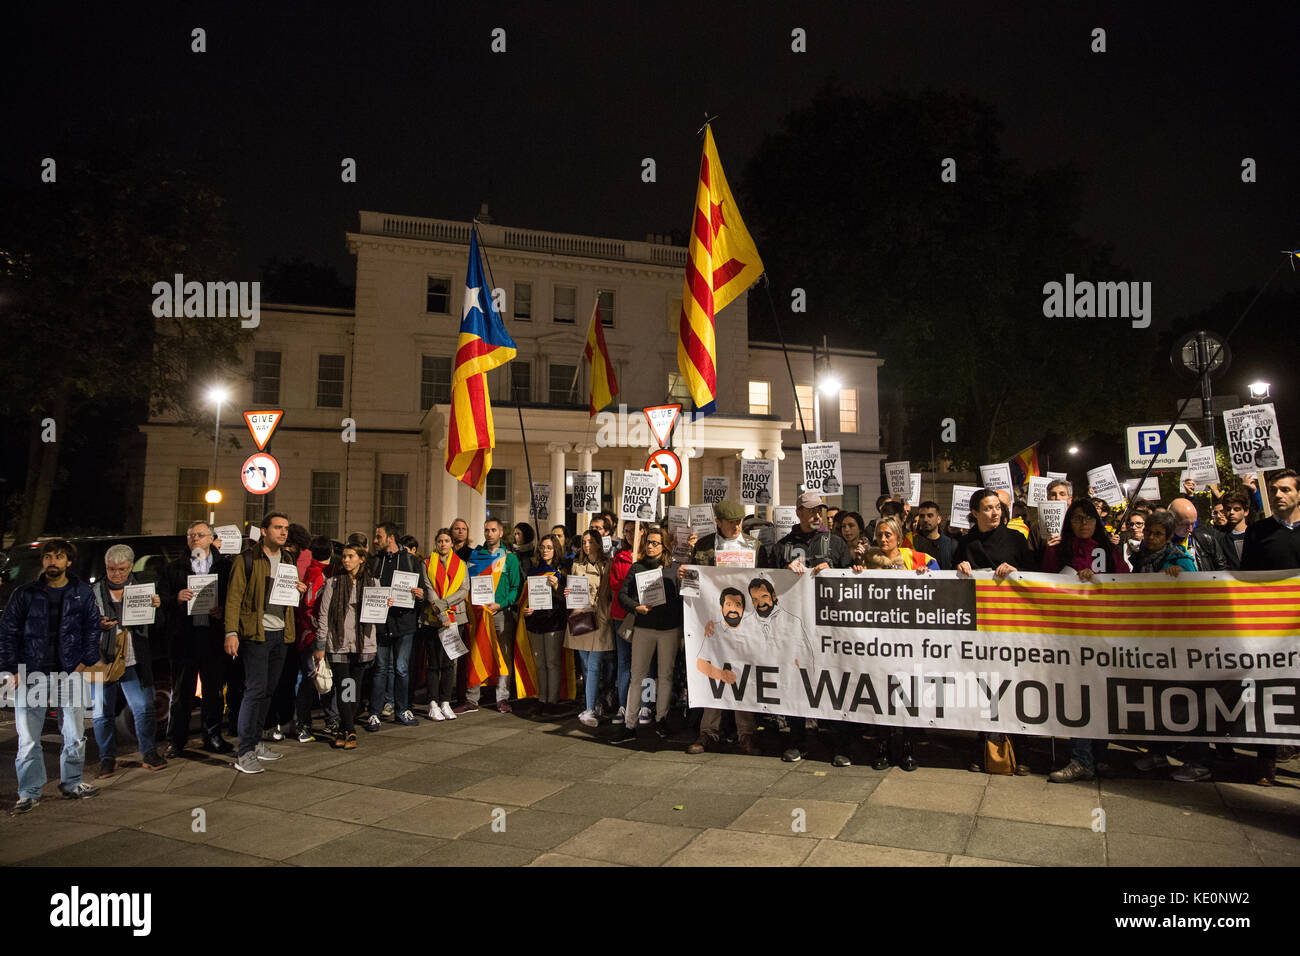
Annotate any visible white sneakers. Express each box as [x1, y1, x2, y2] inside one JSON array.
[[429, 702, 445, 721], [578, 709, 599, 727], [441, 701, 456, 720], [638, 707, 652, 725]]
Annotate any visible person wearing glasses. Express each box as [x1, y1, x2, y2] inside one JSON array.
[[159, 520, 234, 757], [611, 527, 681, 744]]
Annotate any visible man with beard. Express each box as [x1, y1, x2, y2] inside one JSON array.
[[747, 577, 814, 667], [688, 586, 760, 756], [904, 500, 956, 570]]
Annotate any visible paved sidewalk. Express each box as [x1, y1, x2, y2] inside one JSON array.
[[1, 709, 1297, 866]]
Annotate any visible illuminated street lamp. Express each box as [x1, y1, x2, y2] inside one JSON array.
[[1248, 381, 1271, 403], [204, 489, 222, 525], [206, 386, 230, 522], [1068, 445, 1080, 455]]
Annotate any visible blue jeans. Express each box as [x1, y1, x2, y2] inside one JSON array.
[[577, 649, 612, 711], [1070, 737, 1109, 771], [615, 624, 633, 712], [14, 672, 88, 799], [93, 666, 157, 760], [372, 629, 414, 714]]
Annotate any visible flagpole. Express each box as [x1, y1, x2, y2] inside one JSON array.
[[475, 224, 544, 548], [760, 273, 809, 444]]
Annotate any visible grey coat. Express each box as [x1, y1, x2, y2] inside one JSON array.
[[314, 575, 379, 660]]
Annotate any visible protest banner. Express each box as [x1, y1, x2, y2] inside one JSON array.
[[740, 459, 775, 505], [1185, 446, 1219, 486], [908, 473, 921, 508], [801, 442, 843, 495], [122, 585, 156, 627], [269, 563, 301, 607], [979, 463, 1014, 497], [948, 485, 982, 531], [1223, 403, 1285, 475], [1087, 464, 1125, 506], [619, 469, 660, 521], [885, 461, 910, 498], [361, 587, 392, 624], [1039, 500, 1068, 538], [531, 481, 552, 523], [187, 574, 219, 616], [702, 476, 730, 504], [682, 567, 1300, 743], [1026, 476, 1051, 508], [572, 473, 602, 514]]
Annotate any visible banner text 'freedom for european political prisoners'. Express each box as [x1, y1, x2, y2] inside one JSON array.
[[681, 568, 1300, 744]]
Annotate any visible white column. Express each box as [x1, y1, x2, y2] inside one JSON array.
[[547, 442, 570, 531], [675, 436, 692, 507], [436, 439, 461, 533], [764, 447, 785, 511], [575, 442, 597, 532]]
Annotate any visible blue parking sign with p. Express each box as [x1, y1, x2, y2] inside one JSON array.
[[1138, 430, 1167, 455]]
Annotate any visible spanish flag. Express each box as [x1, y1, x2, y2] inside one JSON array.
[[1009, 442, 1042, 494], [583, 297, 619, 416], [677, 126, 765, 415], [446, 229, 517, 492]]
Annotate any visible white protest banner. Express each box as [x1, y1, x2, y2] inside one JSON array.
[[122, 584, 156, 626], [566, 576, 591, 609], [187, 574, 219, 616], [683, 567, 1300, 744], [1224, 403, 1285, 476], [689, 503, 715, 536], [572, 473, 602, 514], [439, 624, 468, 661], [979, 463, 1014, 497], [1087, 464, 1125, 506], [471, 575, 495, 607], [948, 485, 982, 530], [801, 441, 843, 495], [702, 476, 730, 504], [620, 470, 661, 521], [361, 587, 391, 624], [269, 563, 301, 607], [884, 461, 910, 498], [635, 568, 667, 608], [530, 481, 552, 523], [773, 505, 797, 539], [213, 525, 243, 556], [1026, 476, 1052, 508], [1184, 446, 1219, 485], [527, 577, 553, 610], [739, 459, 775, 505], [908, 473, 922, 508], [389, 570, 418, 609], [1039, 500, 1068, 538]]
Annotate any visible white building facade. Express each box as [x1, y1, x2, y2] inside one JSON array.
[[138, 212, 884, 543]]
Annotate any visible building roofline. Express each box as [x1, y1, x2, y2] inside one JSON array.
[[260, 302, 355, 316], [749, 340, 878, 358]]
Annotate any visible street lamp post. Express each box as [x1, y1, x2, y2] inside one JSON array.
[[206, 386, 230, 523]]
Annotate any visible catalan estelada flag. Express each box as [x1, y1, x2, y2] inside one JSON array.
[[511, 573, 579, 700], [677, 125, 765, 415], [466, 557, 510, 688], [583, 297, 618, 416], [1008, 442, 1042, 495], [446, 229, 517, 492]]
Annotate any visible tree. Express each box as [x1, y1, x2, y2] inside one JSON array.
[[0, 142, 248, 540], [742, 83, 1158, 467]]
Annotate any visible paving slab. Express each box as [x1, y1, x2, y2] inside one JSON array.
[[553, 817, 700, 866], [763, 770, 882, 803], [227, 773, 359, 810], [382, 765, 493, 797], [300, 785, 432, 825], [870, 776, 986, 815], [312, 755, 425, 786], [1231, 810, 1300, 856], [980, 775, 1104, 829], [460, 807, 603, 851], [626, 789, 759, 830], [949, 855, 1033, 866], [407, 839, 541, 867], [1099, 793, 1247, 845], [0, 819, 121, 864], [513, 753, 626, 781], [728, 797, 857, 839], [666, 827, 815, 866], [965, 817, 1106, 867], [380, 740, 481, 765], [208, 814, 360, 860], [22, 828, 190, 866], [675, 763, 791, 795], [527, 852, 626, 866], [284, 825, 446, 866], [592, 758, 699, 789], [161, 843, 283, 866], [1106, 831, 1262, 867], [532, 780, 658, 818], [838, 805, 973, 855], [138, 800, 284, 844], [803, 840, 950, 867], [371, 795, 509, 839], [449, 774, 571, 807]]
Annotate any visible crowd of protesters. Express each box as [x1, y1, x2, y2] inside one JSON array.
[[1, 467, 1297, 814]]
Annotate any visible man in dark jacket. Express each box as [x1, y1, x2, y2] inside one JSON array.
[[91, 544, 167, 777], [160, 520, 233, 757], [1169, 497, 1229, 572], [0, 539, 102, 812], [367, 522, 432, 729], [1213, 490, 1252, 571]]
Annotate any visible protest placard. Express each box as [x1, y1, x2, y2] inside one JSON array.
[[979, 463, 1014, 497], [1223, 404, 1285, 476], [666, 506, 689, 532], [716, 549, 756, 568], [213, 525, 242, 556], [702, 476, 730, 503], [1184, 446, 1219, 485], [773, 505, 797, 539], [635, 569, 666, 608], [361, 587, 391, 623], [739, 459, 775, 505], [390, 570, 418, 609], [572, 473, 602, 514], [439, 624, 468, 661], [948, 485, 982, 530], [269, 563, 301, 607], [908, 473, 921, 508], [187, 574, 219, 616], [689, 503, 715, 536], [1027, 476, 1051, 508], [620, 469, 661, 521], [566, 576, 591, 609], [531, 481, 552, 523], [1039, 500, 1068, 538], [122, 584, 156, 626], [801, 441, 843, 495], [885, 461, 910, 498], [1087, 464, 1125, 506], [471, 576, 495, 606], [527, 577, 553, 610]]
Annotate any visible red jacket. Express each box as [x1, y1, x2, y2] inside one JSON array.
[[295, 558, 330, 649], [1042, 537, 1129, 575], [608, 548, 634, 620]]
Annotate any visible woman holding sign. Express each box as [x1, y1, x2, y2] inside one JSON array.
[[314, 544, 382, 750], [611, 528, 682, 744], [565, 530, 614, 728], [524, 535, 568, 716], [423, 529, 468, 721]]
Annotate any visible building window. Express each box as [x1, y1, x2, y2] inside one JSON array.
[[509, 362, 531, 403], [842, 484, 861, 513], [316, 354, 346, 408], [554, 285, 576, 323], [514, 282, 532, 320], [421, 355, 452, 409], [667, 372, 694, 410], [549, 364, 578, 406], [175, 468, 209, 534], [310, 471, 341, 539], [598, 289, 615, 327], [426, 276, 452, 314], [749, 380, 771, 415], [794, 384, 815, 431], [379, 474, 408, 531], [252, 351, 281, 405], [839, 388, 859, 434], [244, 489, 275, 531], [486, 469, 511, 527]]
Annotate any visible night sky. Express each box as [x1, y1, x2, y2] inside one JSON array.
[[5, 1, 1298, 324]]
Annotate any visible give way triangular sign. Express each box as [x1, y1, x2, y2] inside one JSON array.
[[643, 404, 681, 449], [243, 410, 284, 451]]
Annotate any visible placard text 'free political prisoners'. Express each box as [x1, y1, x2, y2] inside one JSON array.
[[816, 576, 977, 630]]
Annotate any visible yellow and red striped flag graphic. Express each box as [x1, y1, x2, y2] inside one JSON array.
[[583, 297, 619, 416], [677, 125, 765, 415]]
